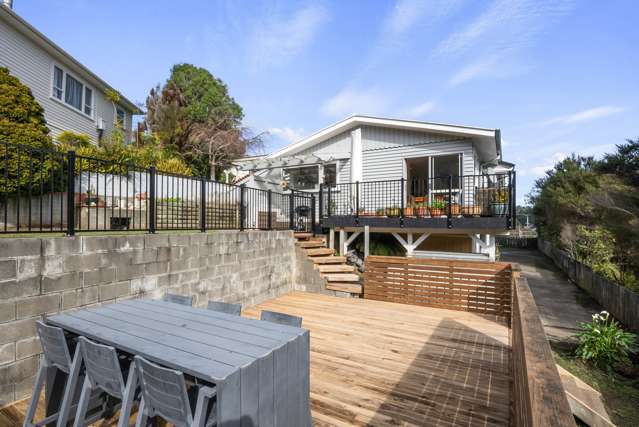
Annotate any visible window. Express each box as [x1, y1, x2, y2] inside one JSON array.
[[51, 65, 94, 118], [284, 166, 319, 190], [323, 164, 337, 186], [84, 87, 93, 116], [116, 108, 125, 127], [52, 66, 63, 99]]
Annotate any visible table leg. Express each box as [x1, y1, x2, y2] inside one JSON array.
[[217, 369, 241, 427]]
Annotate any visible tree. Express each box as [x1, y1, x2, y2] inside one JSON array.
[[597, 138, 639, 187], [145, 64, 246, 177], [0, 67, 54, 194]]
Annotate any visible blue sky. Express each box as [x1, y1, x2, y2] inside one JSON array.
[[13, 0, 639, 204]]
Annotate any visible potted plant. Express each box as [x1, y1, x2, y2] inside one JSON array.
[[403, 204, 414, 217], [386, 206, 400, 217], [450, 203, 461, 216], [429, 200, 445, 216], [462, 205, 482, 217], [414, 202, 429, 217], [376, 207, 386, 216], [84, 185, 99, 207], [491, 189, 508, 216]]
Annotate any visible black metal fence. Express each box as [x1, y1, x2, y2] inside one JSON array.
[[319, 173, 516, 227], [0, 142, 315, 234]]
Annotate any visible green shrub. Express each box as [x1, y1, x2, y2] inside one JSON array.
[[0, 67, 55, 194], [575, 311, 636, 370], [55, 131, 91, 150]]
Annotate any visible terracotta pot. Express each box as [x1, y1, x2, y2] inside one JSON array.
[[462, 205, 482, 216], [415, 207, 428, 217], [430, 208, 444, 217], [403, 207, 414, 216], [450, 204, 461, 216]]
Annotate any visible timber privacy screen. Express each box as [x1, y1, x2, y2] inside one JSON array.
[[0, 142, 315, 234]]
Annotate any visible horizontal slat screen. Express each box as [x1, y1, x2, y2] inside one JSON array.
[[364, 256, 512, 318]]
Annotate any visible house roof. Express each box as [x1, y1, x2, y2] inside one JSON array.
[[0, 5, 141, 114], [268, 115, 503, 161]]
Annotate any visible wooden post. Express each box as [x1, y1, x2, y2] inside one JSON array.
[[329, 229, 335, 250], [339, 229, 346, 255], [364, 225, 370, 259]]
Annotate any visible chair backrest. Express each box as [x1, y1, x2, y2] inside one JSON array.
[[134, 355, 193, 426], [163, 293, 194, 306], [78, 337, 126, 398], [260, 310, 302, 327], [36, 321, 72, 373], [207, 301, 241, 316]]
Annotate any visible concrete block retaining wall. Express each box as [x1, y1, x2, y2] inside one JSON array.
[[0, 230, 296, 406]]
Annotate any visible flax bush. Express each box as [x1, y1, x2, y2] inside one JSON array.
[[575, 311, 636, 370]]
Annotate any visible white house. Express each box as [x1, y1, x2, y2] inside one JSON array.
[[0, 1, 140, 144], [234, 115, 516, 261]]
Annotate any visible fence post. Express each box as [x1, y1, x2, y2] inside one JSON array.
[[509, 171, 516, 229], [267, 189, 273, 230], [239, 184, 245, 231], [355, 181, 360, 222], [66, 150, 76, 236], [400, 177, 405, 222], [447, 175, 453, 229], [289, 190, 294, 230], [200, 177, 206, 232], [318, 184, 323, 225], [327, 186, 332, 216], [148, 166, 156, 233], [311, 195, 316, 234]]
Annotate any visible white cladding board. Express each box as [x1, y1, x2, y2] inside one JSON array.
[[295, 130, 352, 184], [0, 18, 131, 144], [361, 126, 476, 182]]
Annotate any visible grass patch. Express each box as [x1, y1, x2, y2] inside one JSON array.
[[552, 343, 639, 427]]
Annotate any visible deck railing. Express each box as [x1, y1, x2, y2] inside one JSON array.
[[319, 172, 516, 228], [0, 142, 315, 234]]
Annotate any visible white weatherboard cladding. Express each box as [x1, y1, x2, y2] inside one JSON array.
[[361, 126, 476, 182], [0, 18, 131, 144], [296, 130, 352, 184]]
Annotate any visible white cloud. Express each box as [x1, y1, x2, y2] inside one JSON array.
[[541, 106, 625, 126], [448, 55, 500, 86], [404, 101, 436, 118], [521, 152, 567, 177], [385, 0, 435, 35], [267, 127, 306, 144], [249, 4, 328, 69], [321, 87, 388, 117]]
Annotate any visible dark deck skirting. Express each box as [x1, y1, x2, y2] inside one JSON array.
[[321, 215, 509, 230]]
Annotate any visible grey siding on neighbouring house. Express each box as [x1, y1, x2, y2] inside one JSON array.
[[361, 126, 477, 182], [0, 18, 132, 144], [296, 130, 352, 184]]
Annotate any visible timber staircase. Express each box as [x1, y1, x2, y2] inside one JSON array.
[[294, 232, 362, 296]]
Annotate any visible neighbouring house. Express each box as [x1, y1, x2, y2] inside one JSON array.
[[0, 1, 141, 144], [234, 115, 516, 261]]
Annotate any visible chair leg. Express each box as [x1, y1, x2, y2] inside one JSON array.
[[117, 365, 138, 427], [134, 398, 148, 427], [56, 347, 83, 427], [72, 377, 92, 427], [22, 362, 47, 427]]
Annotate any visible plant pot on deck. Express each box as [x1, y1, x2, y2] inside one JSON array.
[[385, 207, 401, 217], [403, 207, 414, 217], [414, 206, 429, 217], [430, 208, 444, 217], [491, 203, 508, 216]]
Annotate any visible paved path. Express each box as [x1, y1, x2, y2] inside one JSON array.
[[501, 247, 602, 343]]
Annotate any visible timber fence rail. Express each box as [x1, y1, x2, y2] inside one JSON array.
[[0, 142, 315, 235], [364, 256, 513, 318], [538, 238, 639, 332]]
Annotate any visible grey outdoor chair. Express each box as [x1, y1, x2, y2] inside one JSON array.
[[73, 337, 138, 427], [134, 355, 217, 427], [164, 292, 194, 306], [260, 310, 303, 327], [207, 301, 241, 316], [23, 321, 105, 427]]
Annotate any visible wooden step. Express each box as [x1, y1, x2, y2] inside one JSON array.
[[316, 264, 356, 273], [322, 273, 360, 282], [305, 248, 335, 257], [326, 283, 362, 294], [296, 241, 325, 248], [312, 256, 347, 264], [294, 232, 312, 239]]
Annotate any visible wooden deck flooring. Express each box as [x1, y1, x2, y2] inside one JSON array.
[[1, 291, 511, 427]]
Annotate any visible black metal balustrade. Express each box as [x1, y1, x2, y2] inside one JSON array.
[[319, 173, 516, 229], [0, 142, 315, 234]]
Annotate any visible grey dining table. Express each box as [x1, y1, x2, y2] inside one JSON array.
[[45, 298, 311, 427]]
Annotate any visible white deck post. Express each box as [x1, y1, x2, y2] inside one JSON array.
[[339, 229, 346, 255], [487, 234, 496, 262], [364, 225, 370, 259], [329, 229, 335, 250], [407, 233, 414, 256]]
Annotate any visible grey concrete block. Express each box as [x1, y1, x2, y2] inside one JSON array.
[[0, 301, 16, 323], [82, 235, 117, 253], [116, 263, 145, 281], [115, 235, 145, 251], [16, 337, 40, 360], [16, 294, 60, 319], [144, 234, 169, 248], [144, 261, 168, 276], [63, 253, 110, 272], [131, 248, 157, 265], [82, 267, 116, 287], [62, 287, 99, 310], [42, 237, 82, 256], [0, 342, 15, 365], [99, 281, 130, 301], [156, 246, 171, 262], [0, 277, 40, 300], [0, 260, 17, 281], [0, 318, 36, 345], [0, 239, 40, 258], [131, 276, 158, 295], [42, 255, 64, 275], [189, 234, 207, 246], [41, 272, 80, 294], [168, 234, 190, 246], [17, 257, 42, 280], [14, 373, 36, 401]]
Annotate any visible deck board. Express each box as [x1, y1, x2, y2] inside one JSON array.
[[1, 291, 510, 426]]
